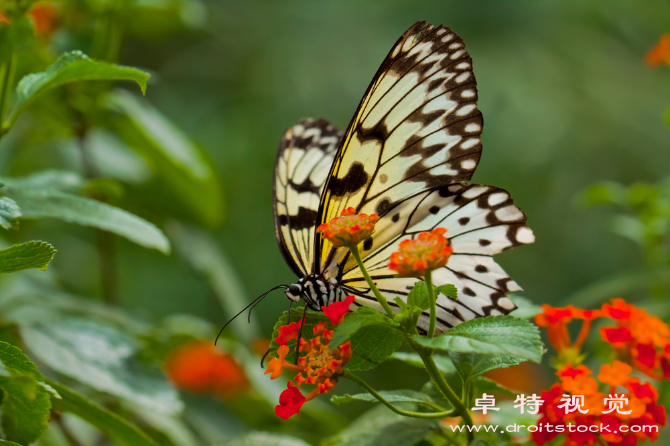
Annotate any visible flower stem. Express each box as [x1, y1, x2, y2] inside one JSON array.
[[343, 371, 455, 418], [0, 54, 16, 142], [425, 270, 436, 338], [348, 244, 394, 317], [407, 339, 475, 443]]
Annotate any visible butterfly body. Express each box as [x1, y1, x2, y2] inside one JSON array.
[[272, 22, 535, 335]]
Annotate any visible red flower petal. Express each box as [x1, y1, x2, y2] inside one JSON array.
[[275, 382, 306, 419], [634, 343, 657, 369], [322, 295, 355, 326], [275, 319, 306, 345], [601, 326, 632, 345]]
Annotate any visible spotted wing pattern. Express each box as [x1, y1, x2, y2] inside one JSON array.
[[336, 183, 535, 334], [316, 21, 484, 273], [273, 118, 344, 276]]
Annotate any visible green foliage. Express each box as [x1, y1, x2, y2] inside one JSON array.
[[19, 317, 182, 414], [406, 281, 458, 311], [6, 51, 149, 129], [332, 390, 436, 407], [0, 197, 20, 230], [413, 316, 544, 362], [329, 306, 400, 349], [48, 379, 160, 446], [108, 90, 225, 227], [345, 323, 404, 371], [6, 186, 170, 253], [219, 431, 312, 446], [390, 352, 457, 373], [0, 342, 53, 444], [0, 240, 56, 273], [322, 404, 438, 446], [448, 352, 526, 381]]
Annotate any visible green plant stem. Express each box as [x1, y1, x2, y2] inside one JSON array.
[[414, 346, 474, 443], [349, 243, 395, 317], [0, 54, 16, 142], [343, 371, 455, 418], [425, 270, 436, 338]]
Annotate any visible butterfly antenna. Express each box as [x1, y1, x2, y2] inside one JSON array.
[[293, 304, 309, 366], [215, 285, 287, 345], [260, 347, 272, 369]]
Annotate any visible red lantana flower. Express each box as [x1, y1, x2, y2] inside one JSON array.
[[388, 228, 453, 277], [266, 299, 355, 419], [316, 207, 379, 248], [534, 305, 600, 365]]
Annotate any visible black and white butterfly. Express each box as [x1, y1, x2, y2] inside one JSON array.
[[273, 21, 534, 335]]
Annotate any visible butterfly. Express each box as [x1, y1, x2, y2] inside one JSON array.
[[273, 21, 534, 335]]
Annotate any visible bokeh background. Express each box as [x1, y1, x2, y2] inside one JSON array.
[[1, 1, 670, 445]]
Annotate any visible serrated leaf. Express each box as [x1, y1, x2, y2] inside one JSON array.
[[0, 241, 56, 273], [20, 318, 182, 414], [48, 379, 159, 446], [413, 316, 543, 362], [6, 187, 170, 253], [332, 390, 435, 406], [7, 50, 149, 127], [219, 431, 312, 446], [390, 352, 456, 374], [107, 90, 225, 227], [0, 197, 20, 230], [407, 281, 430, 310], [434, 284, 458, 300], [448, 352, 526, 381], [329, 307, 399, 350], [0, 376, 51, 444], [474, 376, 518, 398]]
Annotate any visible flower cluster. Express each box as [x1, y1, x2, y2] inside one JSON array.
[[532, 362, 666, 445], [599, 298, 670, 380], [265, 297, 354, 419], [316, 207, 379, 248], [388, 228, 453, 277], [534, 305, 600, 366], [164, 340, 249, 400]]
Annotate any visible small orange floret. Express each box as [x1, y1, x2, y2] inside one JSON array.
[[164, 340, 249, 399], [646, 34, 670, 67], [388, 228, 453, 277], [316, 207, 379, 248], [599, 361, 633, 387]]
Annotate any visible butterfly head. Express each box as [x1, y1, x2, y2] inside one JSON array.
[[285, 282, 303, 302]]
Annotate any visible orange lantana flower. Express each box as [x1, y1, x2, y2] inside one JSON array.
[[388, 228, 453, 277], [646, 34, 670, 67], [164, 340, 249, 400], [534, 305, 600, 365], [28, 2, 58, 38], [316, 207, 379, 248], [266, 299, 354, 419]]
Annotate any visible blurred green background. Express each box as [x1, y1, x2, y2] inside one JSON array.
[[2, 0, 670, 444]]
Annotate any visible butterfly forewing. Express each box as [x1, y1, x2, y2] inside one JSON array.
[[339, 183, 535, 334], [273, 118, 344, 276], [316, 22, 484, 273]]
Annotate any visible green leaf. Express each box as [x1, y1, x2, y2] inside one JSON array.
[[20, 318, 182, 414], [413, 316, 544, 362], [346, 324, 404, 371], [407, 281, 430, 310], [107, 90, 225, 227], [0, 440, 22, 445], [2, 170, 84, 192], [508, 295, 541, 319], [434, 284, 458, 300], [7, 51, 149, 127], [6, 187, 170, 254], [474, 376, 518, 398], [0, 342, 54, 444], [390, 352, 457, 374], [329, 307, 399, 350], [332, 390, 435, 407], [322, 404, 438, 446], [0, 241, 56, 273], [448, 352, 526, 381], [48, 379, 160, 446], [219, 431, 312, 446], [0, 197, 20, 230]]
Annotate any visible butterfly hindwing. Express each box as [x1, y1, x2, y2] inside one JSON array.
[[273, 118, 344, 276], [316, 21, 484, 273], [338, 183, 535, 334]]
